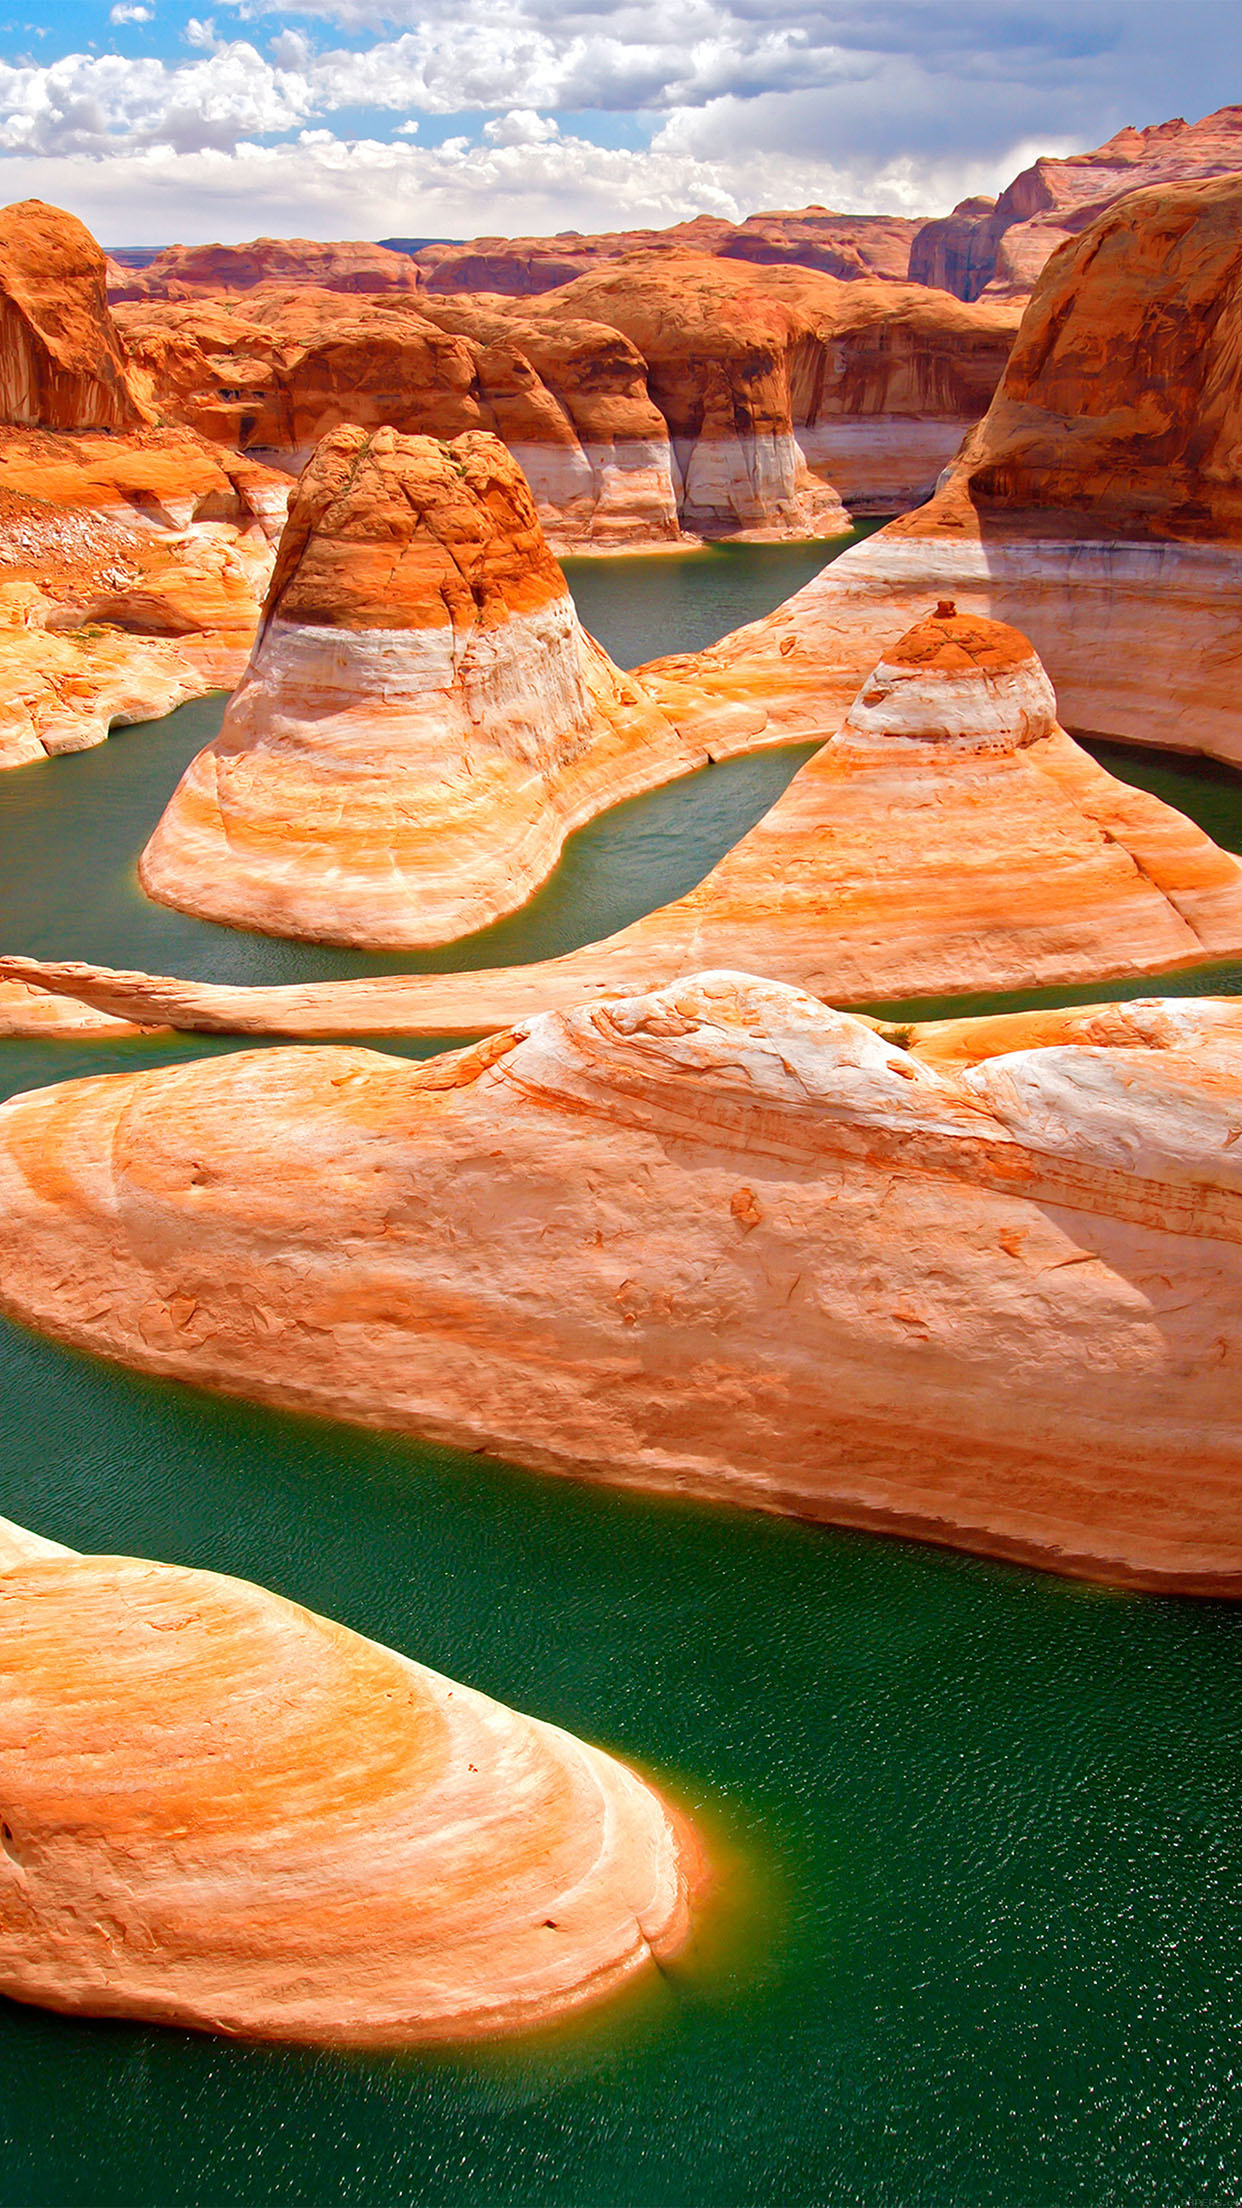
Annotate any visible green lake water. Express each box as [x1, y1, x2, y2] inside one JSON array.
[[3, 537, 1242, 2206]]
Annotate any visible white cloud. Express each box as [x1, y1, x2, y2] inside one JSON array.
[[108, 4, 153, 22]]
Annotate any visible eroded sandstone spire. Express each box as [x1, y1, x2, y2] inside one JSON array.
[[138, 423, 700, 945], [0, 1515, 702, 2045]]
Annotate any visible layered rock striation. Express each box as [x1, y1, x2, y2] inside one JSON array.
[[637, 173, 1242, 768], [137, 424, 703, 945], [16, 607, 1242, 1029], [5, 975, 1242, 1592], [0, 1516, 700, 2044], [908, 102, 1242, 301]]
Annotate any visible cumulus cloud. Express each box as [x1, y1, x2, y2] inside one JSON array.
[[108, 4, 153, 21]]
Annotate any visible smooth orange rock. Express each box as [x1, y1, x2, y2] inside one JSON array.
[[5, 974, 1242, 1593], [0, 1516, 701, 2046], [109, 235, 423, 302], [0, 199, 149, 431], [33, 607, 1242, 1028], [637, 173, 1242, 768], [138, 424, 704, 945], [909, 102, 1242, 300]]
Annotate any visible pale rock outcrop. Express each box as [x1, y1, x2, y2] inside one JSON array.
[[137, 424, 704, 945], [5, 974, 1242, 1593], [27, 606, 1242, 1030], [0, 1516, 701, 2045], [908, 102, 1242, 301], [638, 174, 1242, 770]]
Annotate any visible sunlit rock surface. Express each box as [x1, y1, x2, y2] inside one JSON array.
[[28, 606, 1242, 1027], [138, 424, 706, 945], [638, 174, 1242, 768], [0, 1516, 701, 2046], [4, 974, 1242, 1593]]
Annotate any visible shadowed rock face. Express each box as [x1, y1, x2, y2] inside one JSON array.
[[0, 1516, 701, 2046], [0, 199, 149, 432], [633, 174, 1242, 770], [137, 423, 710, 945], [4, 973, 1242, 1594], [908, 102, 1242, 301]]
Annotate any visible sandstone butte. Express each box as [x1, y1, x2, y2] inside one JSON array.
[[0, 200, 287, 771], [19, 606, 1242, 1030], [4, 972, 1242, 1595], [633, 173, 1242, 772], [0, 1513, 702, 2047], [135, 422, 722, 947], [116, 258, 1019, 549], [909, 101, 1242, 300], [108, 235, 423, 302], [408, 208, 922, 295]]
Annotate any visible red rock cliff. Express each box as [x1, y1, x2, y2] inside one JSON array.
[[0, 200, 149, 431]]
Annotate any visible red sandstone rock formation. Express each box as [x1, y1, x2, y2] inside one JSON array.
[[4, 974, 1242, 1594], [0, 199, 149, 432], [411, 208, 921, 295], [137, 424, 704, 944], [30, 605, 1242, 1016], [108, 235, 423, 302], [909, 102, 1242, 300], [631, 173, 1242, 769], [0, 1515, 701, 2045]]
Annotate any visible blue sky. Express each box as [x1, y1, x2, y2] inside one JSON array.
[[0, 0, 1239, 245]]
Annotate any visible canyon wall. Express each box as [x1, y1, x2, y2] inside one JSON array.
[[5, 974, 1242, 1593], [908, 101, 1242, 300], [0, 1517, 701, 2044], [633, 173, 1242, 768]]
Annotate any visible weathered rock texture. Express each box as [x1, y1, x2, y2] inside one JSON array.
[[0, 199, 149, 431], [138, 424, 707, 945], [0, 425, 286, 769], [0, 1517, 700, 2045], [908, 102, 1242, 300], [0, 201, 285, 768], [4, 973, 1242, 1594], [637, 174, 1242, 769], [398, 209, 921, 293], [120, 257, 1016, 547], [16, 608, 1242, 1028], [108, 236, 423, 302]]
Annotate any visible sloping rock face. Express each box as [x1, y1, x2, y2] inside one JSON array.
[[412, 209, 921, 294], [108, 236, 423, 302], [909, 103, 1242, 300], [0, 1517, 700, 2045], [0, 425, 286, 769], [138, 424, 702, 945], [4, 973, 1242, 1594], [637, 175, 1242, 767], [0, 200, 149, 432], [33, 606, 1242, 1027]]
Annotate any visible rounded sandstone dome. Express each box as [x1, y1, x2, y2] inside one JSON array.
[[840, 602, 1057, 752], [0, 1531, 703, 2047]]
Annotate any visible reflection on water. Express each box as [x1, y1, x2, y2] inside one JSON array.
[[3, 541, 1242, 2208]]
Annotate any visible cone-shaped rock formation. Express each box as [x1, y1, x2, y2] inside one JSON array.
[[27, 607, 1242, 1035], [0, 1515, 701, 2046], [138, 423, 704, 945]]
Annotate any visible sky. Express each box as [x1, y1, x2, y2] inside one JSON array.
[[0, 0, 1238, 246]]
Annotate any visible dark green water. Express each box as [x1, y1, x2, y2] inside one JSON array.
[[3, 543, 1242, 2208]]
